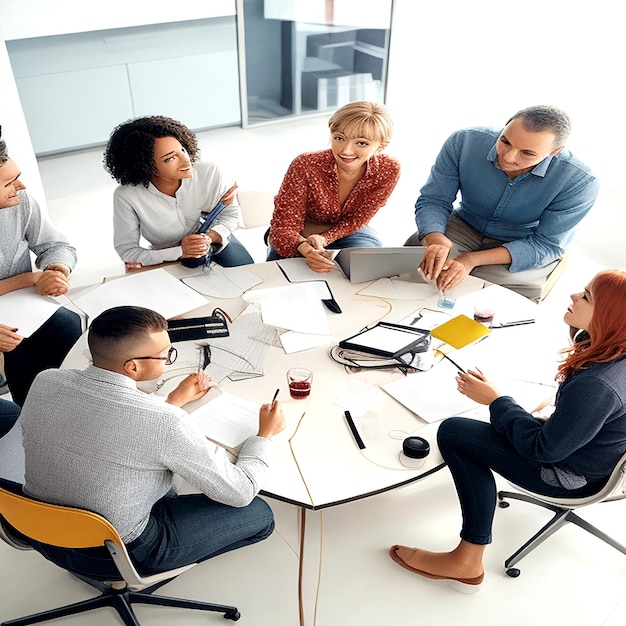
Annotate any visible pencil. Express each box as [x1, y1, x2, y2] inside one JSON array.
[[271, 388, 279, 408], [437, 351, 466, 373]]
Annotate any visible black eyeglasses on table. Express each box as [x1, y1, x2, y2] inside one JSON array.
[[124, 346, 178, 366]]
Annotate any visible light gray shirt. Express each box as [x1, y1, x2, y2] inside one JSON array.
[[113, 161, 242, 266], [22, 366, 273, 542], [0, 190, 76, 279]]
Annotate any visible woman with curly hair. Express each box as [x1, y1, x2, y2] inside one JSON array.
[[390, 269, 626, 592], [104, 116, 253, 269]]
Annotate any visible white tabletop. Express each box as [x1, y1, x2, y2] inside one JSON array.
[[64, 261, 555, 510]]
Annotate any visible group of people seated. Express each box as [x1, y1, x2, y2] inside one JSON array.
[[0, 103, 625, 596]]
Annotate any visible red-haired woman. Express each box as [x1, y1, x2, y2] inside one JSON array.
[[390, 269, 626, 592]]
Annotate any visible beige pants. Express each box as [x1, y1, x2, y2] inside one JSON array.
[[405, 214, 561, 301]]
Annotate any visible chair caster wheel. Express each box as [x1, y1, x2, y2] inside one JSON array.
[[225, 609, 241, 621], [498, 501, 510, 508], [506, 568, 520, 578]]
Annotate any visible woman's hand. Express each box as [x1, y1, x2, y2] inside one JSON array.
[[125, 262, 143, 271], [298, 242, 335, 273], [166, 371, 212, 407], [181, 234, 211, 258], [220, 182, 238, 206], [306, 234, 327, 250], [456, 369, 501, 405]]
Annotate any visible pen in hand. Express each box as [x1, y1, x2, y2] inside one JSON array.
[[271, 388, 279, 408], [436, 350, 466, 373]]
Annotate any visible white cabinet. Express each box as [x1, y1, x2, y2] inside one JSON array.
[[7, 17, 240, 155]]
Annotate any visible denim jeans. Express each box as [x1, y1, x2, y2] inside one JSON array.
[[214, 234, 254, 267], [437, 417, 608, 545], [28, 494, 275, 580], [4, 307, 82, 406], [0, 398, 20, 438], [267, 225, 382, 261]]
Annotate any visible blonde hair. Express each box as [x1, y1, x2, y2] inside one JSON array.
[[328, 101, 393, 145]]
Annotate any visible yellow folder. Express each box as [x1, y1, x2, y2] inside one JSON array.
[[430, 314, 491, 349]]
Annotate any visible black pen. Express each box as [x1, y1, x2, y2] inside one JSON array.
[[490, 319, 536, 328], [344, 410, 365, 450], [271, 388, 279, 408], [438, 352, 466, 373]]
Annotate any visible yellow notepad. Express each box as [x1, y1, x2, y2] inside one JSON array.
[[430, 314, 491, 349]]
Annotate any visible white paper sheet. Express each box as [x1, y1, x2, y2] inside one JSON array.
[[243, 283, 330, 335], [72, 268, 207, 321], [0, 287, 61, 337], [190, 391, 260, 451], [181, 265, 263, 298]]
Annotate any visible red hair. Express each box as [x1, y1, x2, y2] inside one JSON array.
[[558, 269, 626, 380]]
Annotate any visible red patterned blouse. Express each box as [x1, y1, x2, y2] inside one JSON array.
[[269, 149, 400, 258]]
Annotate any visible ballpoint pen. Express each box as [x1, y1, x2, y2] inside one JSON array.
[[344, 410, 366, 450], [435, 350, 466, 373], [271, 388, 279, 408], [490, 319, 536, 328]]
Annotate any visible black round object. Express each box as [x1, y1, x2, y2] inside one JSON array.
[[402, 436, 430, 459]]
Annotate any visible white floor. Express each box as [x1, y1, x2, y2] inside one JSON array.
[[2, 117, 626, 625]]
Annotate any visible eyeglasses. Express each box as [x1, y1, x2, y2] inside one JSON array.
[[124, 346, 178, 366]]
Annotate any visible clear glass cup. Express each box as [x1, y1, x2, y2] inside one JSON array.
[[286, 368, 313, 399]]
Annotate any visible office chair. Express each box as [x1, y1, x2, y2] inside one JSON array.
[[497, 449, 626, 577], [0, 478, 241, 624]]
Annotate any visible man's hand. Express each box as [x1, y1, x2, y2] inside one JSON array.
[[435, 254, 474, 291], [125, 262, 143, 271], [257, 400, 286, 439], [419, 233, 453, 281], [34, 269, 71, 297], [0, 324, 23, 352], [166, 371, 212, 407]]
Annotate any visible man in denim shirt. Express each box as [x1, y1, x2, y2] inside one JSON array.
[[406, 105, 599, 300]]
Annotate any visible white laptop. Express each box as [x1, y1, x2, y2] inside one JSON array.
[[335, 247, 428, 284]]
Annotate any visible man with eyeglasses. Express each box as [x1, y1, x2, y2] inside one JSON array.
[[21, 305, 286, 579]]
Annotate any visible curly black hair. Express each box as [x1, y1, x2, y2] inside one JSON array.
[[103, 116, 200, 187]]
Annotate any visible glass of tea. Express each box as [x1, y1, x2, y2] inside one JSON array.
[[286, 368, 313, 399]]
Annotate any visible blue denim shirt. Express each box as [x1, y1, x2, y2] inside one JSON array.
[[414, 127, 600, 272]]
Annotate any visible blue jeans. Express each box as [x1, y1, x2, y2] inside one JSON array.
[[214, 234, 254, 267], [28, 494, 275, 580], [3, 307, 82, 406], [437, 417, 609, 545], [266, 226, 382, 261], [0, 398, 20, 438]]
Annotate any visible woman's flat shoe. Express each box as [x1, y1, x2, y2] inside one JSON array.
[[389, 545, 483, 594]]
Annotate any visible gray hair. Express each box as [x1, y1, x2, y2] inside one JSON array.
[[508, 105, 572, 147]]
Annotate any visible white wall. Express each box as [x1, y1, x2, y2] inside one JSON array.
[[0, 30, 45, 208], [0, 0, 235, 40], [380, 0, 626, 261]]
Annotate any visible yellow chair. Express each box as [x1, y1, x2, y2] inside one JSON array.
[[0, 478, 241, 624], [497, 449, 626, 577]]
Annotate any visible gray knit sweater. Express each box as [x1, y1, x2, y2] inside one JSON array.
[[22, 366, 273, 542], [0, 190, 76, 279]]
